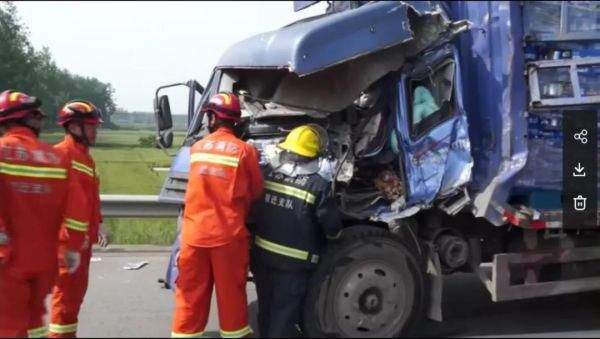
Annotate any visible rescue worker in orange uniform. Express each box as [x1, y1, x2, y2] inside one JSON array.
[[0, 90, 88, 338], [49, 100, 110, 338], [171, 92, 264, 338]]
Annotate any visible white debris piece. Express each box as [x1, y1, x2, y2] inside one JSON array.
[[123, 261, 149, 270]]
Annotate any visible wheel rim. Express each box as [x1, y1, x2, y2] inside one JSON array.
[[332, 258, 415, 337]]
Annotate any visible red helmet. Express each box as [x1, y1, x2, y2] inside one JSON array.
[[201, 92, 241, 122], [58, 100, 103, 126], [0, 90, 44, 123]]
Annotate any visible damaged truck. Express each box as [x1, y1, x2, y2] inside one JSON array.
[[153, 1, 600, 337]]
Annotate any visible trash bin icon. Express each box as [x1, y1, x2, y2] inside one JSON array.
[[574, 195, 587, 211]]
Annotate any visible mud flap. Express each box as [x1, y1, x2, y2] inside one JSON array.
[[161, 212, 183, 291], [163, 235, 180, 291], [426, 244, 443, 322]]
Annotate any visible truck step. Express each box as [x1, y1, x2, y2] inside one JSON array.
[[476, 246, 600, 302]]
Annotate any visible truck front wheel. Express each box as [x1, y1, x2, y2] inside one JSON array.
[[303, 226, 426, 338]]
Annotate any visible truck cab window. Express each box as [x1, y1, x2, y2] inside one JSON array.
[[412, 86, 439, 125], [408, 60, 456, 139]]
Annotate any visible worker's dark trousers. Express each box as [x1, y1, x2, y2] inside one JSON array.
[[251, 261, 311, 338]]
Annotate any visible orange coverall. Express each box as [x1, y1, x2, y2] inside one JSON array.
[[0, 127, 87, 338], [49, 135, 102, 338], [171, 127, 264, 338]]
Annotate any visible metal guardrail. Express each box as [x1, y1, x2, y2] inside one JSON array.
[[100, 194, 181, 218]]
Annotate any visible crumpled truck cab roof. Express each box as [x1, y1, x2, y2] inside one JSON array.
[[214, 1, 467, 113]]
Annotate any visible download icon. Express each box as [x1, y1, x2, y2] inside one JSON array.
[[573, 163, 586, 177]]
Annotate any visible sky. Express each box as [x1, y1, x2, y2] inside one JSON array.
[[14, 1, 328, 114]]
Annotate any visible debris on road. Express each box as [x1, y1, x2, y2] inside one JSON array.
[[91, 257, 102, 262], [123, 261, 149, 270]]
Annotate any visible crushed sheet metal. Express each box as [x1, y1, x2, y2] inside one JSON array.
[[450, 1, 528, 225], [370, 204, 427, 224], [216, 1, 465, 113], [217, 1, 426, 75]]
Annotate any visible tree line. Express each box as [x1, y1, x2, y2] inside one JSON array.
[[0, 1, 118, 129]]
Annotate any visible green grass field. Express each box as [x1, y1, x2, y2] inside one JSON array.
[[41, 129, 186, 245]]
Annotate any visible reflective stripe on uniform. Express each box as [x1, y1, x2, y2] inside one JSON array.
[[264, 181, 316, 204], [255, 235, 309, 261], [49, 323, 78, 334], [220, 325, 252, 338], [0, 161, 67, 179], [27, 326, 47, 338], [171, 330, 205, 338], [65, 218, 88, 232], [72, 160, 94, 177], [191, 153, 239, 167]]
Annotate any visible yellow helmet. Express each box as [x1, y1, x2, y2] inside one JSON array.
[[278, 125, 321, 158]]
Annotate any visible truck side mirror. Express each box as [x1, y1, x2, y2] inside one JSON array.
[[153, 79, 204, 151], [155, 95, 174, 148]]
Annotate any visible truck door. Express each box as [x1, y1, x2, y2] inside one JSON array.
[[396, 45, 473, 207]]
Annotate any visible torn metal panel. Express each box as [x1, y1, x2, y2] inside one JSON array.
[[293, 0, 319, 12], [371, 204, 428, 224], [254, 102, 328, 119], [218, 1, 434, 75], [438, 117, 472, 196], [402, 116, 472, 205], [267, 13, 463, 113], [217, 1, 467, 113], [450, 1, 528, 224]]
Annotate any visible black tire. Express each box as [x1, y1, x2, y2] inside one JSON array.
[[303, 226, 427, 338]]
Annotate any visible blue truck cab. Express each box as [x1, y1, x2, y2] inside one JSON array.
[[154, 2, 600, 337]]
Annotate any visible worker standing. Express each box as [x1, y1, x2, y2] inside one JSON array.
[[49, 100, 110, 338], [171, 92, 264, 338], [0, 90, 88, 338], [250, 125, 343, 338]]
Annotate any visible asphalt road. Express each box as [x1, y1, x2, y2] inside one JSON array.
[[69, 251, 600, 338]]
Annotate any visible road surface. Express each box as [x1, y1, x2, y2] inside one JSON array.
[[70, 250, 600, 338]]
